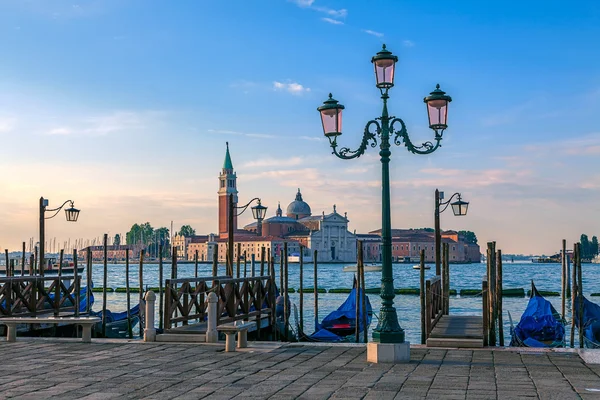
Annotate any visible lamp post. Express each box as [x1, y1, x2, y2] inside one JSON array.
[[39, 197, 80, 276], [228, 194, 267, 276], [317, 44, 452, 354], [434, 190, 469, 276]]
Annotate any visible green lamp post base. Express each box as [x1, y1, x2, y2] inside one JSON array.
[[372, 307, 406, 343]]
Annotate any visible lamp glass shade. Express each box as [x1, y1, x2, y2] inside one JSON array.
[[371, 44, 398, 89], [451, 200, 468, 216], [65, 206, 80, 222], [320, 107, 342, 137], [427, 101, 449, 129], [317, 94, 344, 138], [251, 202, 268, 221], [373, 58, 396, 88]]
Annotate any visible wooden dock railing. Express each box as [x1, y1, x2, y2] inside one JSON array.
[[424, 275, 443, 338], [164, 275, 276, 332], [0, 275, 81, 317]]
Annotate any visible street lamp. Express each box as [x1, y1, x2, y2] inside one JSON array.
[[317, 44, 452, 356], [39, 197, 80, 276], [434, 190, 469, 276], [228, 194, 267, 276]]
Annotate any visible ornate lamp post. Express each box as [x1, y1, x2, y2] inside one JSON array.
[[228, 194, 267, 275], [39, 197, 80, 276], [434, 190, 469, 276], [317, 44, 452, 361]]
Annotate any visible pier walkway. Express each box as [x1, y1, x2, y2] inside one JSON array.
[[1, 340, 599, 399]]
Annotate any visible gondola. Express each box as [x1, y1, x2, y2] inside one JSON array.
[[509, 281, 565, 348], [297, 279, 372, 342], [574, 295, 600, 348], [93, 304, 141, 338]]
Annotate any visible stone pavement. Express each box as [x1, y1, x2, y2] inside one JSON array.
[[0, 340, 600, 399]]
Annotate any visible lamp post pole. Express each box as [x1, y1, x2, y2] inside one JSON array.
[[39, 197, 46, 276], [227, 194, 267, 277], [228, 194, 234, 276], [434, 189, 469, 277], [435, 189, 442, 276], [317, 44, 453, 350]]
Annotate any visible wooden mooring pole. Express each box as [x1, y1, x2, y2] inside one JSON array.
[[236, 243, 241, 279], [158, 245, 163, 331], [299, 246, 304, 333], [86, 247, 92, 315], [313, 249, 318, 332], [260, 247, 265, 276], [21, 242, 25, 276], [561, 239, 567, 320], [139, 249, 145, 336], [284, 242, 289, 340], [420, 249, 426, 345], [73, 249, 80, 318], [570, 243, 577, 348], [360, 245, 367, 343], [102, 234, 108, 337], [577, 243, 583, 349], [126, 248, 133, 339], [212, 244, 218, 277], [497, 249, 504, 346]]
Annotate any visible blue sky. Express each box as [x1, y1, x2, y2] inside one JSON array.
[[1, 0, 599, 254]]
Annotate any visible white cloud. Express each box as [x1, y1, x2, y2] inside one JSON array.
[[314, 6, 347, 18], [299, 135, 324, 142], [0, 117, 16, 133], [289, 0, 347, 19], [243, 157, 306, 168], [44, 111, 154, 136], [362, 29, 384, 38], [403, 40, 415, 47], [207, 129, 275, 139], [289, 0, 315, 7], [273, 81, 311, 95], [322, 17, 343, 25], [47, 127, 72, 135]]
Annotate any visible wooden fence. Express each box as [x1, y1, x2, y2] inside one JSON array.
[[0, 275, 81, 317], [164, 275, 276, 332], [424, 275, 443, 338]]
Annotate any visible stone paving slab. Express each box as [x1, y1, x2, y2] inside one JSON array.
[[1, 340, 600, 399]]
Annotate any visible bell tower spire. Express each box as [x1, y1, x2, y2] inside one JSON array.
[[218, 142, 238, 238]]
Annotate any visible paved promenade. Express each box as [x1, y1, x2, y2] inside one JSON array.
[[1, 340, 600, 399]]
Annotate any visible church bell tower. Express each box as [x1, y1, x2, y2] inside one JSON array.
[[218, 142, 238, 238]]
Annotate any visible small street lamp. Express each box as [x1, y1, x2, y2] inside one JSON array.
[[228, 194, 267, 275], [434, 190, 469, 276], [39, 197, 80, 276], [317, 44, 452, 359]]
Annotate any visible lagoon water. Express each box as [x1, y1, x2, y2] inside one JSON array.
[[91, 261, 600, 345]]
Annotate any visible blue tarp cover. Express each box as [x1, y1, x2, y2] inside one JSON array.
[[511, 286, 564, 348], [575, 295, 600, 347], [320, 288, 372, 330]]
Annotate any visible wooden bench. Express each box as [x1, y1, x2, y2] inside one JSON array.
[[217, 321, 256, 352], [0, 317, 101, 343]]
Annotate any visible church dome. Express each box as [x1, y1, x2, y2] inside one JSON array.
[[286, 189, 311, 220]]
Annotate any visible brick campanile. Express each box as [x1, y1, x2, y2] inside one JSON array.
[[218, 142, 238, 238]]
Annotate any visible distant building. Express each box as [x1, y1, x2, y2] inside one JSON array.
[[368, 229, 481, 263], [78, 245, 140, 261]]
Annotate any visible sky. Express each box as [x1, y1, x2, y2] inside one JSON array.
[[1, 0, 599, 255]]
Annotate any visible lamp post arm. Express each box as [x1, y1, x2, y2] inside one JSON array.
[[391, 118, 443, 155], [439, 192, 461, 214], [44, 200, 74, 220], [330, 120, 380, 160], [234, 197, 261, 217]]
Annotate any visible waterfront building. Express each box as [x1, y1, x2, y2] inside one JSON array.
[[243, 190, 357, 262], [368, 228, 481, 263], [78, 245, 140, 261]]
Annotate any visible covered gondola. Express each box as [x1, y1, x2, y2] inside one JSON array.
[[509, 281, 565, 348], [575, 295, 600, 348], [297, 279, 372, 342]]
